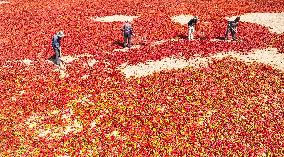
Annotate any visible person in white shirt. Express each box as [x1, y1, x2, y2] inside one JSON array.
[[188, 16, 198, 40], [225, 17, 240, 41]]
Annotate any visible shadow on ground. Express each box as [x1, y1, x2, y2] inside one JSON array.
[[174, 34, 188, 39], [113, 40, 124, 48], [216, 36, 226, 40]]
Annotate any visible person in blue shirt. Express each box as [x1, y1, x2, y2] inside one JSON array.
[[122, 21, 134, 48], [225, 17, 240, 41], [52, 31, 65, 65]]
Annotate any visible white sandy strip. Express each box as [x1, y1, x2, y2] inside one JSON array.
[[119, 48, 284, 78], [77, 53, 93, 58], [0, 1, 9, 4], [59, 69, 69, 79], [150, 38, 180, 47], [113, 45, 142, 52], [87, 59, 98, 67], [6, 59, 33, 66], [150, 39, 169, 46], [81, 74, 89, 80], [226, 12, 284, 34], [113, 39, 180, 51], [21, 59, 33, 65], [60, 53, 93, 63], [61, 55, 78, 63], [171, 15, 195, 25], [91, 15, 139, 22], [61, 54, 98, 66]]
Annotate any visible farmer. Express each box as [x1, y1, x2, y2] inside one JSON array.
[[51, 31, 65, 66], [225, 16, 240, 41], [188, 16, 198, 40], [122, 20, 134, 48]]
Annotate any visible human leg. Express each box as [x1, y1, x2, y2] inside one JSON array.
[[127, 35, 132, 48], [225, 26, 230, 40], [54, 48, 60, 65], [188, 27, 191, 40], [123, 34, 128, 48], [189, 26, 194, 40], [232, 29, 236, 40], [191, 26, 195, 39]]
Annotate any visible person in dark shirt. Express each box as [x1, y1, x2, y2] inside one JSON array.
[[225, 17, 240, 41], [188, 16, 198, 40], [122, 21, 134, 48], [52, 31, 65, 66]]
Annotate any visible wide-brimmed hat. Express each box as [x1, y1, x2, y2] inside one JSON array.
[[57, 31, 65, 37]]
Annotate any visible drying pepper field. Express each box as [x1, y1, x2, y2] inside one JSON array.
[[0, 0, 283, 156]]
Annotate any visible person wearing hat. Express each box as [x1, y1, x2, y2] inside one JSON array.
[[225, 16, 240, 41], [122, 20, 134, 48], [51, 31, 65, 66], [188, 16, 198, 40]]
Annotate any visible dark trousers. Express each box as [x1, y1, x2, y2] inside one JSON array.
[[53, 47, 61, 65], [225, 26, 236, 40], [124, 34, 132, 48]]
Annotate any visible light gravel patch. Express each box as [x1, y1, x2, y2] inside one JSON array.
[[150, 39, 169, 46], [87, 59, 98, 67], [81, 74, 89, 80], [77, 53, 93, 58], [119, 56, 191, 78], [61, 55, 78, 63], [50, 53, 93, 64], [0, 1, 9, 4], [119, 48, 284, 78], [151, 38, 182, 47], [59, 69, 69, 79], [6, 59, 33, 66], [227, 12, 284, 34], [113, 48, 130, 52], [171, 14, 195, 25], [91, 15, 139, 22], [224, 48, 284, 70], [113, 45, 142, 52], [21, 59, 33, 65]]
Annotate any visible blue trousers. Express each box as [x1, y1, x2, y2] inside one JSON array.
[[124, 34, 132, 48], [53, 47, 61, 65]]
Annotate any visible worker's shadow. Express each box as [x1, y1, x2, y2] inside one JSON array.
[[174, 34, 188, 39], [113, 40, 124, 47], [48, 54, 57, 64], [215, 36, 226, 40]]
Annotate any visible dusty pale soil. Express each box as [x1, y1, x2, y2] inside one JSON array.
[[0, 1, 9, 5], [91, 15, 139, 22], [119, 48, 284, 78], [227, 12, 284, 34], [171, 13, 284, 34], [170, 14, 195, 25]]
